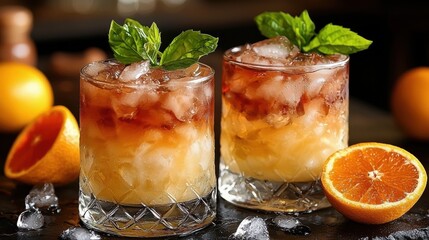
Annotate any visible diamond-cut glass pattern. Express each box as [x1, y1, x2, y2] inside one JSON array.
[[218, 162, 330, 213], [79, 173, 216, 237]]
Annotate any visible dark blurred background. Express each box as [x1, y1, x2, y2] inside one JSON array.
[[2, 0, 429, 112]]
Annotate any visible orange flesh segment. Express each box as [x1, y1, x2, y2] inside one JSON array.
[[329, 147, 419, 204], [8, 110, 63, 173]]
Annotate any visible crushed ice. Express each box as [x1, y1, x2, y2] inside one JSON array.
[[230, 216, 269, 240], [60, 226, 101, 240]]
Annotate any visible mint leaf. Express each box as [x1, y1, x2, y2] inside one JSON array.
[[160, 30, 218, 70], [108, 19, 218, 69], [255, 10, 315, 49], [108, 19, 161, 65], [129, 20, 161, 65], [109, 20, 145, 64], [302, 24, 373, 54], [255, 10, 372, 55], [255, 12, 294, 39], [295, 10, 316, 48]]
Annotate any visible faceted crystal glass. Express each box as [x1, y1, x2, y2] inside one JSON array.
[[79, 60, 216, 237], [219, 46, 349, 213]]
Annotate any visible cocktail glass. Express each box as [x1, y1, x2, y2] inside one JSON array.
[[78, 59, 216, 237], [218, 36, 349, 213]]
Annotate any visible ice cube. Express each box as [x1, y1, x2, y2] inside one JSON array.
[[257, 76, 305, 109], [250, 73, 304, 108], [265, 113, 291, 128], [166, 63, 201, 81], [305, 74, 327, 98], [111, 94, 139, 121], [370, 227, 429, 240], [60, 226, 101, 240], [92, 61, 124, 82], [252, 74, 283, 100], [162, 88, 198, 121], [252, 36, 300, 60], [85, 61, 108, 76], [118, 60, 150, 82], [118, 163, 138, 187], [231, 216, 269, 240], [305, 68, 339, 99], [299, 98, 328, 129], [238, 36, 300, 66], [272, 215, 311, 236], [319, 68, 348, 103], [17, 209, 44, 230], [135, 142, 173, 181], [390, 228, 429, 239], [25, 183, 59, 211]]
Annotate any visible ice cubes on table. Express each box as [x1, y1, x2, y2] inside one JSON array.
[[25, 183, 59, 212], [16, 209, 44, 230], [364, 227, 429, 240], [60, 226, 101, 240], [118, 60, 150, 82], [272, 215, 300, 229], [231, 216, 270, 240], [272, 215, 311, 236], [16, 183, 60, 230]]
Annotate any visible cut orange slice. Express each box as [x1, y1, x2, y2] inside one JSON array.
[[4, 106, 80, 186], [321, 142, 427, 224]]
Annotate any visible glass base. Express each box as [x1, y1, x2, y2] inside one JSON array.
[[218, 162, 330, 213], [78, 188, 216, 238]]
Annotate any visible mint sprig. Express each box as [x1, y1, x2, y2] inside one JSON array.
[[108, 18, 218, 70], [255, 10, 372, 55], [160, 30, 219, 70]]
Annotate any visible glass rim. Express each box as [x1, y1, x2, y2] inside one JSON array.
[[223, 46, 350, 72], [80, 59, 215, 88]]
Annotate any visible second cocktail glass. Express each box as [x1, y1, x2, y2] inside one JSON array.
[[218, 36, 350, 212]]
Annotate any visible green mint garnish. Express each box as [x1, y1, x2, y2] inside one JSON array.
[[108, 18, 218, 70], [255, 10, 372, 55], [160, 30, 219, 70]]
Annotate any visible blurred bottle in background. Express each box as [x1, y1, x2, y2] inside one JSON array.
[[0, 6, 37, 66]]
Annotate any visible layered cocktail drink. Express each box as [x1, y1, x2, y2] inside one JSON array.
[[79, 60, 216, 237], [219, 36, 350, 212]]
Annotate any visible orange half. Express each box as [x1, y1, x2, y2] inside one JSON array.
[[4, 105, 80, 186], [321, 142, 427, 224]]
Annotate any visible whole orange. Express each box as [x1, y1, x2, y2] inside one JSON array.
[[391, 67, 429, 140], [0, 62, 53, 132]]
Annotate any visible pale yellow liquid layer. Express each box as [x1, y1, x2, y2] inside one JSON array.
[[80, 124, 215, 205], [220, 98, 348, 182]]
